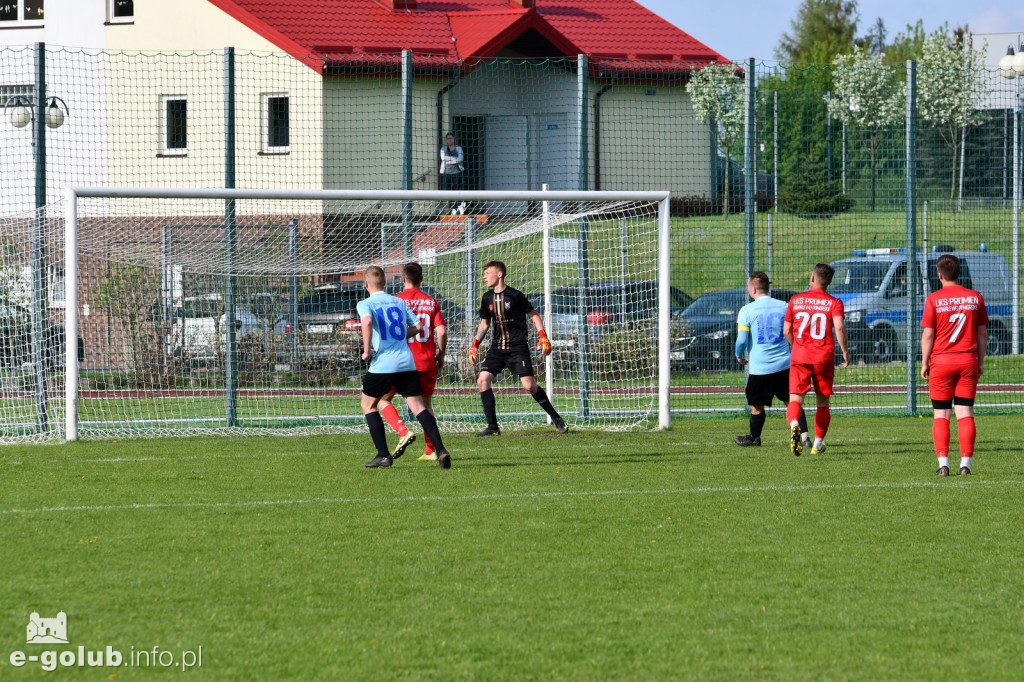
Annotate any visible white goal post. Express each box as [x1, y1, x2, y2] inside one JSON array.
[[63, 187, 671, 442]]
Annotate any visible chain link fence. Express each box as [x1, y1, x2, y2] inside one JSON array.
[[0, 46, 1021, 437]]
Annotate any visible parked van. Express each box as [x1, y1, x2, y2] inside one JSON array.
[[829, 246, 1014, 363]]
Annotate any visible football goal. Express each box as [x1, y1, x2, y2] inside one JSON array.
[[53, 188, 671, 442]]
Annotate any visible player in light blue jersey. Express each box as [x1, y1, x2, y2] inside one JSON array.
[[358, 266, 451, 469], [733, 272, 808, 448]]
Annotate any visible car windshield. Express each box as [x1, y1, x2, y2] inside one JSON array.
[[830, 262, 891, 294], [296, 292, 359, 315], [250, 295, 288, 321], [682, 291, 747, 318], [180, 300, 221, 318]]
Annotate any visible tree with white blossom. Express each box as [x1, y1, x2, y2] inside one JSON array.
[[917, 29, 988, 201], [827, 45, 904, 211], [689, 62, 744, 217]]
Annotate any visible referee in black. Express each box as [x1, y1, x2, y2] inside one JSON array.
[[468, 260, 568, 436]]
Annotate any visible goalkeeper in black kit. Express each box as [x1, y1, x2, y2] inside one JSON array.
[[469, 260, 568, 436]]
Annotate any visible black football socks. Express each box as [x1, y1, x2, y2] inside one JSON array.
[[749, 411, 767, 439], [531, 385, 561, 420], [415, 410, 447, 454], [480, 388, 499, 429], [364, 411, 390, 458]]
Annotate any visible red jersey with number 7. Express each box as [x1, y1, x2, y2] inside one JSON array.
[[785, 290, 845, 364], [921, 284, 988, 365], [397, 288, 447, 371]]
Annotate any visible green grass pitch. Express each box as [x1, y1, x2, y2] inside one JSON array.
[[2, 415, 1023, 680]]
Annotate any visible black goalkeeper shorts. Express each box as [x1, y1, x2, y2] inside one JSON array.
[[480, 348, 534, 378]]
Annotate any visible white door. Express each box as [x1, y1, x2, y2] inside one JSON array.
[[485, 116, 528, 191]]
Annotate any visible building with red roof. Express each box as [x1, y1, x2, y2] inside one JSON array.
[[0, 0, 728, 210]]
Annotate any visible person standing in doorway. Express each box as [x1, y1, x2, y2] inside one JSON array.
[[439, 132, 466, 215]]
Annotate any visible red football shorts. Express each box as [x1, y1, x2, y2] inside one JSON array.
[[417, 365, 438, 398], [928, 362, 978, 401], [390, 365, 438, 398], [789, 361, 835, 396]]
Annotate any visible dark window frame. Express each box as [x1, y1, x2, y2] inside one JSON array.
[[162, 95, 188, 156], [263, 93, 290, 153]]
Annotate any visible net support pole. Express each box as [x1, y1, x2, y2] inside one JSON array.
[[923, 201, 928, 256], [576, 55, 591, 421], [766, 213, 773, 282], [31, 41, 49, 433], [905, 60, 918, 415], [658, 195, 671, 430], [773, 90, 779, 212], [288, 218, 299, 370], [401, 50, 413, 262], [64, 188, 78, 441], [465, 215, 475, 349], [224, 46, 238, 427], [542, 184, 553, 421], [743, 57, 756, 276], [1013, 78, 1021, 356]]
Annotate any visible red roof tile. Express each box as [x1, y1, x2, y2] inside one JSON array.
[[207, 0, 728, 71]]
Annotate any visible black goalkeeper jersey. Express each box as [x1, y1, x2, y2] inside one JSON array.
[[479, 286, 534, 351]]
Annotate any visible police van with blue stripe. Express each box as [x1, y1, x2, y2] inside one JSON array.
[[829, 246, 1013, 363]]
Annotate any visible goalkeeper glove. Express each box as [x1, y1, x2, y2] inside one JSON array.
[[537, 330, 552, 356], [469, 338, 481, 366]]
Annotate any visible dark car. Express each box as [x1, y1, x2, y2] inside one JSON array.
[[672, 288, 797, 372], [290, 281, 366, 368], [415, 284, 467, 331], [546, 280, 693, 344], [0, 296, 84, 369]]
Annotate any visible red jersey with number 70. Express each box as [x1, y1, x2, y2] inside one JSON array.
[[397, 288, 447, 371], [921, 284, 988, 365], [785, 289, 845, 364]]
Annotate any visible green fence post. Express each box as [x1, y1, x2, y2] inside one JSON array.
[[905, 60, 918, 416], [744, 57, 756, 277], [576, 54, 591, 421], [31, 41, 48, 433], [401, 50, 413, 261], [224, 46, 237, 427]]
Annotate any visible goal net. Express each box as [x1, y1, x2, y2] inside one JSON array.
[[4, 189, 670, 442]]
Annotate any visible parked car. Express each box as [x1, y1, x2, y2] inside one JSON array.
[[290, 281, 366, 368], [831, 246, 1014, 363], [671, 287, 797, 372], [415, 284, 467, 331], [0, 295, 84, 369], [170, 295, 263, 360], [545, 280, 693, 345]]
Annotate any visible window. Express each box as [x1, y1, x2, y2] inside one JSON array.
[[48, 265, 64, 308], [108, 0, 133, 23], [0, 0, 44, 25], [161, 95, 187, 156], [262, 93, 289, 153]]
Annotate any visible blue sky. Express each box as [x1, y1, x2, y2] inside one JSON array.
[[635, 0, 1024, 63]]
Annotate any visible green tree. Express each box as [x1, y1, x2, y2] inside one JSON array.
[[776, 0, 860, 64], [688, 63, 744, 217], [94, 262, 170, 387], [917, 28, 988, 200], [827, 45, 904, 210], [884, 20, 927, 65], [780, 142, 853, 217]]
